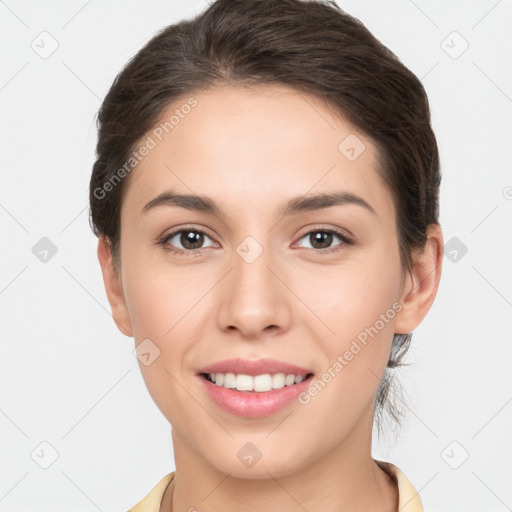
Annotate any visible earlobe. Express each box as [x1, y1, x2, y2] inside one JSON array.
[[394, 224, 444, 334], [97, 237, 134, 337]]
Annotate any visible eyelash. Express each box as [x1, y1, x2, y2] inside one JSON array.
[[158, 225, 353, 257]]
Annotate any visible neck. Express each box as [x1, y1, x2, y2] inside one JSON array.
[[162, 405, 398, 512]]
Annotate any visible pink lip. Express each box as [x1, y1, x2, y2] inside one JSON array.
[[196, 357, 313, 377], [196, 358, 314, 418], [198, 373, 314, 418]]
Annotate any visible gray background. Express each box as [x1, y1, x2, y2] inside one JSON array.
[[1, 0, 511, 510]]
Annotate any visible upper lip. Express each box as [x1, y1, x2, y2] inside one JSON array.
[[196, 357, 313, 377]]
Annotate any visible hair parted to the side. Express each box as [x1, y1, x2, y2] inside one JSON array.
[[89, 0, 441, 432]]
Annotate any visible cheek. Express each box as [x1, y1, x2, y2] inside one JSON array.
[[120, 255, 204, 423], [300, 241, 403, 390], [300, 245, 402, 344], [290, 267, 402, 450], [122, 274, 174, 341], [120, 245, 205, 341]]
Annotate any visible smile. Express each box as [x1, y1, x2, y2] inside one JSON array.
[[196, 358, 315, 418], [202, 372, 311, 392]]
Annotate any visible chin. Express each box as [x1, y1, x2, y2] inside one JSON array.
[[204, 445, 310, 480]]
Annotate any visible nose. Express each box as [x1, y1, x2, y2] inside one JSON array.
[[215, 241, 292, 339]]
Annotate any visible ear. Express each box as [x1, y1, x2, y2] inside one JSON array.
[[97, 236, 133, 337], [394, 224, 444, 334]]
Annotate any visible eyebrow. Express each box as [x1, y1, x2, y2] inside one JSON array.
[[142, 189, 377, 217]]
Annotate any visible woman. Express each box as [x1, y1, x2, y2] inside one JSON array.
[[89, 0, 443, 510]]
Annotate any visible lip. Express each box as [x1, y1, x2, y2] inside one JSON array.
[[196, 357, 315, 419], [196, 357, 313, 377], [198, 372, 314, 419]]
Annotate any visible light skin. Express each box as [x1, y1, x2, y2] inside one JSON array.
[[98, 84, 443, 511]]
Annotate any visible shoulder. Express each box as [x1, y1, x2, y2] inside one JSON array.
[[375, 459, 424, 512], [127, 472, 175, 512]]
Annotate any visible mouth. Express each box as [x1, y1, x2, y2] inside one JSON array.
[[200, 371, 315, 392], [195, 357, 315, 418]]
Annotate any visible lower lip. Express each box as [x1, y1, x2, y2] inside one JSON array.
[[198, 374, 313, 418]]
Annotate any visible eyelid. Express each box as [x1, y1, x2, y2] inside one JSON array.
[[159, 224, 218, 242], [295, 224, 353, 240], [294, 225, 355, 246]]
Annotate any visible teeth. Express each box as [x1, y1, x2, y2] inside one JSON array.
[[272, 373, 285, 389], [206, 372, 308, 392], [223, 373, 236, 388], [285, 374, 295, 386], [236, 374, 254, 391], [254, 374, 272, 392]]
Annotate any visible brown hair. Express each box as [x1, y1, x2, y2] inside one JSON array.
[[89, 0, 441, 430]]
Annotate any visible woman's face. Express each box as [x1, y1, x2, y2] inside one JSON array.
[[109, 84, 415, 478]]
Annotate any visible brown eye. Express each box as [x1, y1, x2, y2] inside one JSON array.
[[161, 229, 216, 253], [296, 228, 353, 252], [309, 231, 333, 249], [180, 230, 205, 249]]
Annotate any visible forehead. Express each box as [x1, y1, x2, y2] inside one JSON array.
[[123, 84, 394, 223]]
